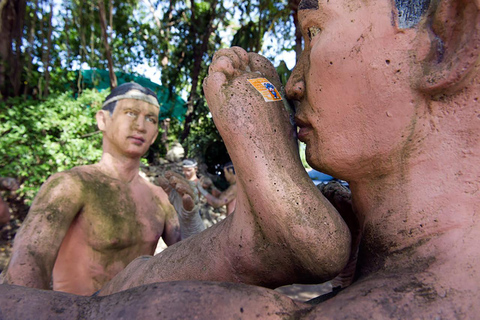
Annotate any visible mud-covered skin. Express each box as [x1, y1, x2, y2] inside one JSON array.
[[302, 272, 477, 319], [283, 0, 480, 317], [1, 0, 480, 318], [0, 282, 311, 320], [102, 0, 480, 317], [0, 164, 177, 295], [98, 47, 350, 295], [0, 98, 189, 296]]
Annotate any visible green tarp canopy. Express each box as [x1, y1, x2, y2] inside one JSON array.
[[81, 69, 187, 121]]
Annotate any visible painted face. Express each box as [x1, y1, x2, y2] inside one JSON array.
[[182, 167, 197, 181], [286, 0, 424, 180], [103, 99, 159, 158]]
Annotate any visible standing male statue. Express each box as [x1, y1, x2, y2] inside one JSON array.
[[0, 83, 204, 296]]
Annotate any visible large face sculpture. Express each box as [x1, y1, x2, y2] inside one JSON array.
[[287, 0, 427, 181]]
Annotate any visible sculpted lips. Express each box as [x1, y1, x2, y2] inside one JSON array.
[[128, 135, 146, 145], [294, 117, 312, 142]]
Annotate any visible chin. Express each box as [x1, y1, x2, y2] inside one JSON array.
[[306, 148, 336, 177], [125, 149, 148, 158], [305, 148, 322, 171]]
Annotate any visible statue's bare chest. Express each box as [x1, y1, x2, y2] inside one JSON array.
[[77, 177, 164, 251]]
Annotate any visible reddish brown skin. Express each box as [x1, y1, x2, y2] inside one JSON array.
[[1, 0, 479, 318], [0, 99, 193, 295]]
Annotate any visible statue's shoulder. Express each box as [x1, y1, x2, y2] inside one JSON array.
[[36, 166, 96, 197], [65, 165, 99, 182], [41, 165, 106, 192]]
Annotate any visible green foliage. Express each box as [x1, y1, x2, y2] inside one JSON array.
[[230, 0, 295, 55], [11, 0, 300, 171], [231, 21, 263, 52], [0, 90, 108, 203], [182, 101, 223, 161], [276, 60, 292, 87]]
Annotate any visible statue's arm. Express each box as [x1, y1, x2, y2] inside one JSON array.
[[0, 172, 83, 289], [198, 183, 236, 208]]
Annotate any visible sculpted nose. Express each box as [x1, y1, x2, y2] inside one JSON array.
[[286, 77, 305, 101], [133, 117, 146, 132], [285, 59, 306, 101]]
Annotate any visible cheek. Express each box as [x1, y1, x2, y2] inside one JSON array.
[[308, 39, 366, 113]]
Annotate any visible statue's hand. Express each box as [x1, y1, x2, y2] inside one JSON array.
[[199, 176, 213, 189], [158, 171, 195, 212]]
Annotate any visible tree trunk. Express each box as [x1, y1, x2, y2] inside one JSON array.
[[90, 1, 95, 69], [77, 2, 88, 93], [98, 0, 117, 88], [42, 3, 53, 98], [12, 0, 25, 97], [0, 0, 26, 99], [23, 0, 38, 99], [37, 2, 46, 99], [180, 0, 218, 148], [289, 0, 302, 62], [108, 0, 113, 32]]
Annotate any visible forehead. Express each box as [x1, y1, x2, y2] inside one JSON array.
[[297, 0, 392, 25], [115, 99, 159, 115]]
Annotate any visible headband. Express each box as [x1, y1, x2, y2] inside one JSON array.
[[182, 160, 197, 168], [102, 89, 160, 109]]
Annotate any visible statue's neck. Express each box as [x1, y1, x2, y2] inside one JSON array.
[[350, 151, 480, 277], [96, 155, 141, 183]]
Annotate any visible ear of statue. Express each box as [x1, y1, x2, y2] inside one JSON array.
[[96, 110, 107, 131], [419, 0, 480, 95]]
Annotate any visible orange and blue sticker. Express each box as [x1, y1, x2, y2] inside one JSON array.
[[247, 78, 283, 102]]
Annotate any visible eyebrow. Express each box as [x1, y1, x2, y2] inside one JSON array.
[[299, 0, 319, 10], [123, 105, 158, 116], [146, 112, 159, 118]]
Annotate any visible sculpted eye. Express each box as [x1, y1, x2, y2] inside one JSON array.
[[307, 26, 322, 41], [146, 116, 157, 124]]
